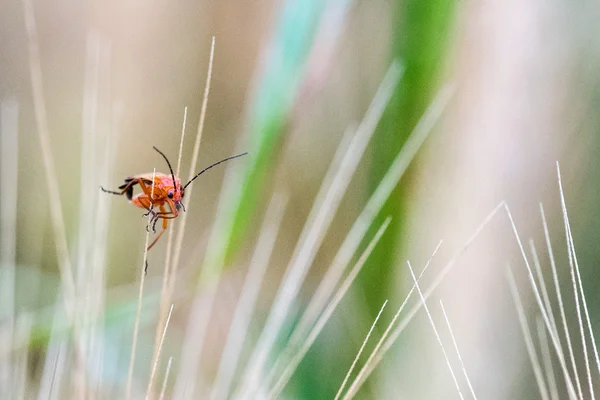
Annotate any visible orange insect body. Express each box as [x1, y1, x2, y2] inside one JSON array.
[[101, 146, 247, 252], [124, 173, 184, 215]]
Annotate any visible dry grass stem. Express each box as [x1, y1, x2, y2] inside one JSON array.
[[150, 106, 188, 390], [557, 161, 600, 395], [504, 203, 578, 399], [146, 304, 174, 399], [170, 36, 216, 281], [238, 62, 404, 398], [293, 82, 455, 369], [529, 240, 558, 335], [343, 241, 443, 400], [125, 168, 158, 400], [210, 192, 289, 400], [163, 40, 217, 398], [0, 99, 18, 397], [537, 316, 560, 400], [407, 261, 465, 400], [507, 267, 550, 400], [14, 315, 32, 400], [269, 218, 392, 397], [159, 357, 173, 400], [439, 300, 477, 400], [22, 0, 76, 312], [334, 300, 388, 400], [348, 202, 503, 396], [540, 203, 580, 395]]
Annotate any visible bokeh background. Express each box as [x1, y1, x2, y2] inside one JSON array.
[[1, 0, 600, 398]]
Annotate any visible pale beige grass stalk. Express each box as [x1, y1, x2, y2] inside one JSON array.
[[125, 168, 157, 400], [507, 267, 551, 400], [22, 1, 93, 396], [148, 106, 187, 397], [504, 203, 578, 399], [37, 302, 69, 400], [146, 304, 174, 399], [22, 0, 76, 314], [537, 316, 560, 400], [152, 37, 216, 398], [288, 83, 455, 375], [408, 261, 465, 400], [341, 241, 443, 400], [77, 34, 114, 400], [439, 300, 477, 400], [210, 192, 289, 400], [159, 357, 173, 400], [557, 162, 600, 388], [0, 98, 18, 399], [14, 315, 32, 400], [334, 299, 388, 400], [237, 62, 404, 399], [269, 218, 393, 397], [346, 202, 504, 398], [266, 83, 454, 395], [529, 241, 559, 336], [539, 202, 580, 396]]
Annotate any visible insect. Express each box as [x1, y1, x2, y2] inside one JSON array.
[[101, 146, 247, 252]]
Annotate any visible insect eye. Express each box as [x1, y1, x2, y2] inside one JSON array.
[[167, 191, 173, 199]]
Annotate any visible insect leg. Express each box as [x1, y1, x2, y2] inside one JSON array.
[[146, 205, 169, 251]]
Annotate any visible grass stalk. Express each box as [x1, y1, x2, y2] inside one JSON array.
[[529, 240, 559, 336], [237, 62, 404, 398], [269, 218, 393, 397], [334, 299, 388, 400], [210, 192, 288, 400], [347, 202, 503, 396], [439, 300, 477, 400], [557, 161, 600, 395], [504, 204, 578, 399], [407, 261, 465, 400], [291, 83, 454, 363], [539, 203, 580, 396], [149, 105, 187, 394], [159, 357, 173, 400], [537, 316, 560, 400], [125, 168, 157, 400], [0, 98, 18, 398], [146, 304, 174, 399], [507, 267, 550, 400], [343, 241, 443, 399]]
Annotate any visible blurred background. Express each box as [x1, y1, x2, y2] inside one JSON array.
[[1, 0, 600, 398]]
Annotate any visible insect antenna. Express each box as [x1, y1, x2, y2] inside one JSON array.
[[152, 146, 177, 194], [183, 152, 248, 190]]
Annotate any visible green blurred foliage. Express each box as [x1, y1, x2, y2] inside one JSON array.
[[364, 0, 455, 313]]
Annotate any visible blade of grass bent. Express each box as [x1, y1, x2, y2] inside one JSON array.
[[334, 299, 388, 400], [365, 0, 456, 316], [125, 169, 157, 400], [504, 204, 578, 400], [210, 192, 288, 400], [539, 203, 580, 396], [507, 267, 550, 400], [439, 300, 478, 400], [347, 202, 504, 397], [269, 218, 392, 397], [407, 261, 465, 400], [0, 99, 18, 398], [343, 243, 443, 400], [22, 0, 75, 313], [289, 84, 454, 363], [557, 162, 600, 391], [537, 316, 560, 400], [237, 63, 404, 398]]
